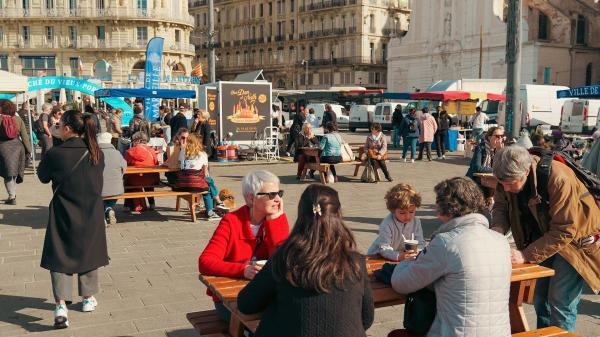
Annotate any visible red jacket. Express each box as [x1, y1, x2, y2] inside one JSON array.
[[124, 144, 159, 186], [198, 205, 290, 300]]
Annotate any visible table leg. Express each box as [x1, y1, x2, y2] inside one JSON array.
[[509, 280, 536, 333], [228, 315, 245, 337]]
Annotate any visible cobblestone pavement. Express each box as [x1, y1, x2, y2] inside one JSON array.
[[0, 132, 598, 337]]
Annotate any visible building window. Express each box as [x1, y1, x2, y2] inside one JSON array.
[[586, 63, 592, 86], [576, 15, 586, 45], [0, 0, 3, 8], [369, 42, 374, 63], [382, 43, 387, 63], [96, 0, 104, 10], [46, 26, 53, 43], [93, 60, 112, 80], [45, 0, 53, 9], [70, 57, 79, 76], [370, 14, 375, 33], [136, 27, 148, 43], [351, 15, 356, 29], [538, 12, 549, 40], [22, 56, 56, 76], [291, 0, 294, 12], [175, 29, 181, 43], [268, 2, 272, 15], [259, 4, 263, 17], [0, 56, 8, 71], [96, 26, 105, 41], [137, 0, 147, 10], [22, 26, 30, 44], [69, 0, 76, 11], [0, 27, 3, 44], [236, 51, 240, 66], [22, 0, 30, 9], [68, 26, 77, 45], [543, 66, 551, 84], [291, 20, 295, 35]]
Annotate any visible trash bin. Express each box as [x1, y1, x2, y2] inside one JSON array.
[[432, 129, 458, 152]]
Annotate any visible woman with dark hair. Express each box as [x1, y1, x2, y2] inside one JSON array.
[[50, 107, 64, 147], [364, 122, 392, 182], [466, 126, 505, 198], [389, 177, 511, 337], [237, 184, 374, 337], [37, 110, 108, 329], [0, 99, 32, 205]]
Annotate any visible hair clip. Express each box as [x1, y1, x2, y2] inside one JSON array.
[[312, 204, 322, 216]]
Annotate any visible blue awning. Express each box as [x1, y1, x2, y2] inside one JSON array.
[[383, 92, 411, 100], [94, 88, 197, 99], [556, 85, 600, 99]]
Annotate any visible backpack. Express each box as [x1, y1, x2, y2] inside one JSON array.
[[529, 147, 600, 207], [408, 118, 417, 133], [0, 115, 18, 140]]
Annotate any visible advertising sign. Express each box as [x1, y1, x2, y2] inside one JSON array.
[[143, 37, 164, 121], [206, 87, 219, 136], [218, 82, 271, 142]]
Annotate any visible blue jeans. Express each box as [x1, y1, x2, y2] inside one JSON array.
[[392, 126, 401, 148], [203, 176, 218, 214], [472, 128, 484, 141], [533, 254, 584, 332], [402, 137, 418, 159], [103, 199, 117, 212]]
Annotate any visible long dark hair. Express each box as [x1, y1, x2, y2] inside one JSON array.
[[61, 110, 101, 165], [272, 184, 362, 293]]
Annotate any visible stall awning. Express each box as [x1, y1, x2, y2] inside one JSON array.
[[486, 93, 506, 101], [383, 92, 411, 100], [556, 85, 600, 99], [410, 91, 472, 101], [94, 88, 197, 98], [0, 70, 28, 94]]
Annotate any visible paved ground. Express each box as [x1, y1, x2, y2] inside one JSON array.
[[0, 131, 598, 337]]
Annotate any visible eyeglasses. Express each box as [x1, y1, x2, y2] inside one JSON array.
[[256, 190, 284, 200], [492, 134, 505, 139]]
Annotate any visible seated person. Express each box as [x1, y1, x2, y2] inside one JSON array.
[[390, 177, 511, 337], [98, 132, 126, 225], [364, 122, 392, 182], [319, 121, 343, 182], [237, 184, 374, 337], [164, 128, 189, 184], [198, 170, 289, 323], [175, 133, 221, 221], [295, 122, 319, 180], [124, 131, 159, 213], [367, 183, 424, 261]]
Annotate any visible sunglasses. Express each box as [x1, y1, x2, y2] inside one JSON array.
[[492, 134, 505, 139], [256, 190, 284, 200]]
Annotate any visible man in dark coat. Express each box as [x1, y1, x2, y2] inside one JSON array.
[[320, 104, 338, 131], [169, 106, 188, 141], [391, 104, 403, 148], [285, 108, 307, 156], [38, 136, 108, 328]]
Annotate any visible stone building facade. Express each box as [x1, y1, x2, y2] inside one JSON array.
[[0, 0, 196, 95], [189, 0, 410, 89], [387, 0, 600, 92]]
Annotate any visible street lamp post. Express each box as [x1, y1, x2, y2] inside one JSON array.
[[207, 0, 216, 83], [301, 59, 309, 89]]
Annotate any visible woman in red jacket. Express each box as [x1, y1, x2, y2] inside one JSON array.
[[198, 170, 290, 322], [124, 131, 159, 213]]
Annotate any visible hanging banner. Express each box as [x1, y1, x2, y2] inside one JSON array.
[[206, 88, 220, 137], [143, 37, 165, 121], [219, 81, 271, 142]]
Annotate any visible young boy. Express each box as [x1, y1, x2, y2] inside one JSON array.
[[367, 183, 425, 261]]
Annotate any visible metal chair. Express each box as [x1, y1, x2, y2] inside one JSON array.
[[262, 127, 280, 161]]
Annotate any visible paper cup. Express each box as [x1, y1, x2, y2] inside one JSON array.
[[404, 240, 419, 252], [255, 260, 267, 267]]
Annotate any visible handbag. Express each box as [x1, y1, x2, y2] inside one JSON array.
[[403, 287, 436, 335], [368, 149, 388, 160], [176, 169, 209, 191], [335, 133, 355, 162], [361, 159, 376, 183]]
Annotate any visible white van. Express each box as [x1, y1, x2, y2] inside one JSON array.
[[560, 99, 600, 134], [306, 103, 349, 129], [373, 103, 408, 130], [349, 105, 376, 132], [497, 84, 569, 129]]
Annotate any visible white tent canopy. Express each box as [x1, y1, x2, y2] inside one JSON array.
[[0, 70, 28, 94]]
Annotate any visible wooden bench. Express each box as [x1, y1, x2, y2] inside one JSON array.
[[299, 147, 380, 183], [512, 326, 580, 337], [186, 310, 228, 336], [103, 190, 205, 222]]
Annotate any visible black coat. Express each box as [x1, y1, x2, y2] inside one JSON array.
[[392, 108, 403, 127], [38, 137, 109, 274], [194, 121, 213, 157], [321, 109, 338, 129], [170, 113, 188, 140]]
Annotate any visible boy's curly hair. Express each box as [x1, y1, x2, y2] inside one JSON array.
[[385, 183, 422, 212]]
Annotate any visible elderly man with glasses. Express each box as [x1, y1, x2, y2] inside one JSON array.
[[490, 145, 600, 332]]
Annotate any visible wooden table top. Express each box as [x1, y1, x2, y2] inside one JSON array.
[[124, 166, 178, 174], [473, 173, 495, 178]]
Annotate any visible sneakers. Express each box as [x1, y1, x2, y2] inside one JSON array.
[[82, 296, 97, 312], [4, 198, 16, 205], [442, 155, 446, 159], [54, 304, 69, 329], [206, 212, 222, 221], [411, 159, 415, 163], [403, 158, 407, 162], [105, 208, 117, 226], [148, 203, 156, 211]]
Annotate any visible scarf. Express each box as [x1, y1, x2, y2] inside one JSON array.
[[483, 141, 494, 169]]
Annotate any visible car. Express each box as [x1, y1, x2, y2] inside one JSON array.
[[305, 103, 349, 129]]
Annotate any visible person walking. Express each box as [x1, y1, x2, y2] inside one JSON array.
[[108, 108, 123, 149], [50, 107, 64, 147], [35, 103, 54, 159], [435, 109, 452, 159], [17, 101, 33, 140], [37, 110, 108, 329], [306, 108, 319, 130], [191, 109, 213, 158], [491, 145, 600, 332], [169, 106, 188, 140], [399, 108, 420, 163], [285, 107, 307, 157], [128, 107, 150, 139], [469, 106, 489, 141], [391, 104, 403, 148], [97, 132, 126, 226], [364, 123, 392, 182], [417, 108, 438, 161], [0, 100, 32, 205], [321, 104, 338, 130]]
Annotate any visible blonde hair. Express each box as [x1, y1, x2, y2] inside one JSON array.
[[185, 133, 204, 158], [201, 109, 210, 120], [385, 183, 422, 212]]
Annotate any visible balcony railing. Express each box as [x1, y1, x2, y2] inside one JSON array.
[[300, 0, 348, 11], [275, 35, 284, 42], [304, 56, 387, 66], [190, 0, 207, 8], [0, 7, 195, 26], [9, 38, 194, 53]]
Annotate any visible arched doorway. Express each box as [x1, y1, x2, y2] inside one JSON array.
[[276, 79, 285, 89], [172, 62, 186, 77], [93, 60, 112, 81], [132, 60, 145, 79]]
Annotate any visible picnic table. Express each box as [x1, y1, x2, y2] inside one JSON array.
[[197, 257, 554, 337], [124, 165, 178, 175], [473, 172, 497, 189], [298, 147, 372, 183]]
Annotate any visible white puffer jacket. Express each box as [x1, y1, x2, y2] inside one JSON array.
[[391, 213, 512, 337]]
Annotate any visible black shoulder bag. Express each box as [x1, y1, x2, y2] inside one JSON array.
[[403, 287, 436, 335]]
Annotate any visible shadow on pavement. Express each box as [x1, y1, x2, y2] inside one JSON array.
[[1, 206, 49, 230], [0, 294, 55, 332], [578, 298, 600, 317], [167, 328, 200, 337]]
